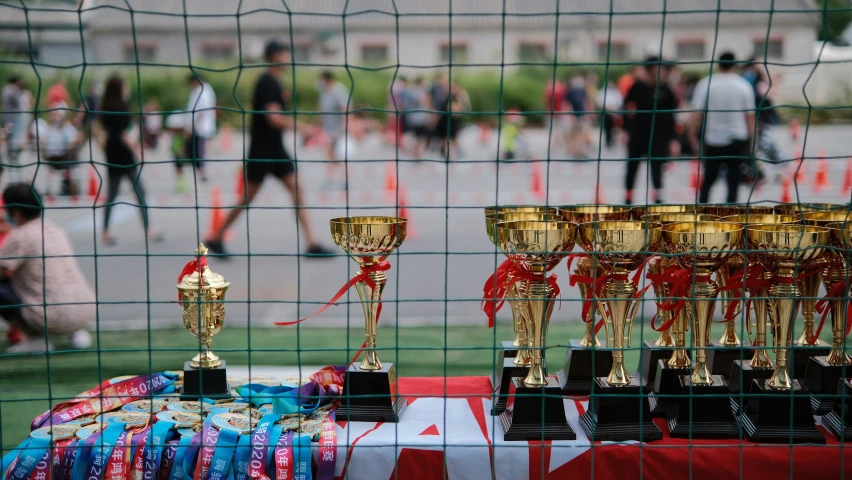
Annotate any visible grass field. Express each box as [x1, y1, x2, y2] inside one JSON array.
[[0, 321, 842, 450]]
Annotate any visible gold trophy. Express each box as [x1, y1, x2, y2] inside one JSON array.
[[495, 219, 578, 440], [661, 221, 743, 438], [738, 224, 829, 444], [484, 209, 557, 416], [698, 204, 774, 217], [556, 205, 631, 395], [330, 216, 407, 422], [177, 244, 231, 399], [577, 220, 663, 442], [720, 214, 800, 396], [802, 212, 852, 415], [773, 202, 845, 215]]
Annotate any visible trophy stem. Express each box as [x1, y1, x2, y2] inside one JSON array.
[[575, 258, 601, 348], [507, 281, 524, 347], [667, 303, 691, 368], [512, 293, 531, 366], [690, 278, 718, 386], [519, 279, 555, 387], [649, 257, 675, 348], [768, 280, 800, 390], [796, 272, 822, 346], [822, 264, 852, 365], [749, 291, 773, 369], [716, 264, 741, 347], [600, 272, 637, 387], [354, 267, 387, 372]]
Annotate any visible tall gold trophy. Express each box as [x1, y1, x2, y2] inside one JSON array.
[[330, 216, 407, 422], [577, 220, 663, 442], [495, 219, 578, 440], [483, 208, 557, 416], [720, 214, 799, 397], [661, 221, 743, 438], [556, 205, 631, 395], [803, 212, 852, 415], [738, 224, 829, 444], [177, 244, 231, 399]]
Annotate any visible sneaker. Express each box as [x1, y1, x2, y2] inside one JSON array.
[[6, 338, 54, 354], [305, 245, 334, 258], [205, 239, 231, 258], [69, 329, 93, 349]]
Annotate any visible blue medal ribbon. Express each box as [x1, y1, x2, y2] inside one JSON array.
[[143, 421, 174, 480], [233, 385, 320, 416], [6, 437, 49, 480], [1, 438, 30, 477], [87, 422, 125, 480], [265, 425, 284, 474], [179, 434, 200, 480], [58, 439, 79, 480], [291, 435, 311, 480], [206, 429, 237, 480], [167, 435, 193, 480], [71, 432, 101, 480], [231, 436, 250, 480]]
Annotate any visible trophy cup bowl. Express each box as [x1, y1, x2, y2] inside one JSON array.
[[633, 204, 697, 220], [496, 220, 577, 387], [747, 224, 829, 390], [661, 222, 743, 386], [484, 205, 560, 218], [698, 204, 774, 217], [177, 245, 230, 369], [577, 221, 662, 386], [330, 216, 406, 372]]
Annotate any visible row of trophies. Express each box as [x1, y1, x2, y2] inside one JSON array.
[[173, 203, 852, 445], [485, 203, 852, 443]]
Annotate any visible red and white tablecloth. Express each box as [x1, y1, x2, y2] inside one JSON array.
[[329, 376, 852, 479]]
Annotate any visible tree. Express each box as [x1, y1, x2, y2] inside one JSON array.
[[818, 0, 852, 43]]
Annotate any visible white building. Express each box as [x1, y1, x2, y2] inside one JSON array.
[[1, 0, 822, 102]]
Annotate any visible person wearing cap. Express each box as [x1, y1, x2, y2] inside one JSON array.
[[622, 56, 678, 205], [204, 40, 331, 257], [0, 183, 95, 353], [691, 51, 756, 203]]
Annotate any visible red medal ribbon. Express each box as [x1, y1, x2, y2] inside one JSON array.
[[274, 261, 391, 327], [480, 259, 518, 328]]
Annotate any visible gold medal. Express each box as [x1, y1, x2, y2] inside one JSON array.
[[94, 412, 150, 428], [75, 424, 105, 440], [298, 419, 323, 440], [211, 413, 256, 435], [122, 399, 169, 413], [155, 411, 202, 428], [30, 425, 79, 441]]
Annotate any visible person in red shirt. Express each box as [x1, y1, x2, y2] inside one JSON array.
[[46, 78, 69, 108], [544, 79, 568, 149]]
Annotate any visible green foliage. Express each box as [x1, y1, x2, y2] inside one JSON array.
[[817, 0, 852, 43]]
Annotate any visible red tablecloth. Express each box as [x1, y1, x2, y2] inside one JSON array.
[[331, 376, 852, 479]]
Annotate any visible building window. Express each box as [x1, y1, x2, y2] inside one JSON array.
[[676, 40, 705, 61], [361, 44, 388, 63], [518, 42, 549, 62], [596, 41, 628, 61], [202, 43, 235, 60], [123, 44, 156, 63], [752, 38, 784, 59], [439, 43, 468, 64]]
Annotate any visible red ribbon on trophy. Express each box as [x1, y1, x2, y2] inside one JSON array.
[[481, 259, 518, 328], [177, 256, 208, 304], [813, 278, 852, 344], [646, 262, 690, 332], [274, 261, 391, 327]]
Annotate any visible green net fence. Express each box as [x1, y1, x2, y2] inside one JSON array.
[[2, 0, 852, 478]]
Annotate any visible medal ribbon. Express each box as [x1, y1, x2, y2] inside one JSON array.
[[246, 416, 276, 480], [234, 383, 320, 417], [813, 279, 852, 344], [192, 409, 226, 480], [291, 435, 310, 480], [274, 261, 391, 328], [26, 448, 50, 480], [179, 435, 201, 480], [272, 433, 292, 480], [104, 432, 128, 480], [51, 438, 74, 480], [231, 437, 251, 480], [86, 422, 126, 480], [205, 429, 237, 480], [167, 435, 194, 480], [142, 422, 174, 480], [158, 443, 178, 480], [315, 412, 336, 480], [70, 431, 101, 480]]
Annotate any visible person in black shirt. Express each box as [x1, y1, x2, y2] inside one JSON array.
[[622, 57, 678, 205], [205, 40, 331, 257], [98, 75, 162, 245]]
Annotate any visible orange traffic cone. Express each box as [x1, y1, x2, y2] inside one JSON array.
[[781, 176, 792, 203], [385, 161, 397, 193], [207, 187, 225, 240], [398, 186, 415, 238], [88, 166, 99, 198], [531, 162, 544, 200], [843, 158, 852, 195], [814, 149, 829, 192], [792, 146, 806, 184], [690, 161, 699, 189], [789, 118, 800, 143]]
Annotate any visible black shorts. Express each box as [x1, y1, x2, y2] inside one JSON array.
[[245, 158, 295, 184], [186, 134, 206, 161]]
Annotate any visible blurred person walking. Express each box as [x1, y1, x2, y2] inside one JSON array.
[[33, 103, 82, 196], [0, 183, 95, 353], [402, 77, 433, 159], [2, 77, 29, 165], [98, 75, 163, 245], [595, 80, 623, 149], [184, 74, 217, 184], [565, 74, 594, 159], [622, 57, 678, 205], [433, 82, 469, 160], [543, 78, 568, 150], [317, 71, 349, 189], [691, 52, 755, 203], [204, 40, 331, 257]]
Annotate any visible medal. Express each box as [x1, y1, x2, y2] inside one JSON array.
[[63, 414, 97, 426], [75, 425, 105, 440], [211, 413, 256, 435], [155, 411, 202, 428], [167, 401, 214, 415], [298, 419, 323, 440], [122, 399, 170, 413], [30, 425, 79, 441], [94, 412, 150, 428]]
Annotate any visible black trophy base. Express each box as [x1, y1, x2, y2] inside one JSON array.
[[557, 339, 613, 395], [500, 378, 576, 441], [491, 357, 530, 416], [729, 360, 774, 415], [649, 359, 689, 418], [823, 379, 852, 441], [181, 361, 231, 400], [737, 379, 826, 444], [804, 356, 847, 415], [707, 340, 749, 380], [792, 345, 831, 380], [337, 363, 407, 423], [667, 375, 739, 439], [500, 340, 519, 358], [580, 376, 663, 442], [638, 340, 677, 392]]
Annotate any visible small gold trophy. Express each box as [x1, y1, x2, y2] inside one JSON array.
[[177, 244, 231, 399], [802, 212, 852, 415], [739, 224, 829, 444], [495, 219, 577, 440], [330, 216, 407, 422], [556, 205, 631, 395], [662, 221, 743, 438], [577, 220, 663, 442]]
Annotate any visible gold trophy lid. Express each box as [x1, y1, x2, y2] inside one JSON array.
[[177, 244, 230, 290], [641, 213, 719, 224], [559, 204, 632, 223], [698, 204, 774, 217], [661, 221, 744, 271], [484, 211, 556, 244]]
